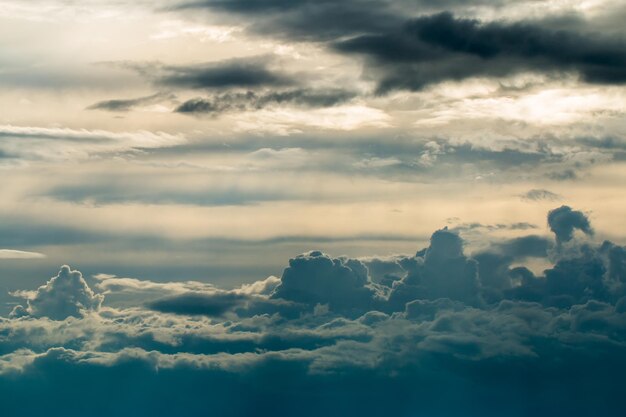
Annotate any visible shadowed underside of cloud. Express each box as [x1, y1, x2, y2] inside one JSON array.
[[335, 12, 626, 92], [174, 1, 626, 92], [175, 88, 357, 114], [3, 205, 626, 416], [87, 92, 176, 112], [154, 56, 294, 90]]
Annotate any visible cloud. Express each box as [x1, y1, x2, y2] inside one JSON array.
[[335, 12, 626, 92], [147, 291, 303, 318], [1, 206, 626, 416], [174, 2, 626, 92], [520, 188, 562, 201], [176, 89, 356, 115], [43, 182, 294, 206], [473, 235, 551, 299], [87, 92, 176, 112], [388, 228, 481, 308], [271, 251, 385, 315], [10, 265, 103, 320], [147, 292, 248, 317], [174, 0, 403, 41], [0, 249, 46, 260], [547, 205, 594, 244], [155, 56, 294, 90], [0, 125, 185, 162]]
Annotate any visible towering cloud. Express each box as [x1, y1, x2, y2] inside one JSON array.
[[10, 265, 103, 320], [271, 251, 384, 314]]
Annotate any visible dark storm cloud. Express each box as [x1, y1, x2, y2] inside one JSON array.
[[335, 12, 626, 91], [548, 205, 594, 244], [176, 88, 356, 114], [157, 56, 294, 89]]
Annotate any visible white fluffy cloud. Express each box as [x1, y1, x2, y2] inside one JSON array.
[[10, 265, 103, 320]]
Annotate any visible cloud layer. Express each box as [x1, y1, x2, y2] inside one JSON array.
[[3, 206, 626, 416]]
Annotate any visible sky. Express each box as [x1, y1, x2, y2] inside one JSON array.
[[0, 0, 625, 415]]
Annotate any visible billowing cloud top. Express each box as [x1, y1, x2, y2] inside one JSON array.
[[11, 265, 103, 320]]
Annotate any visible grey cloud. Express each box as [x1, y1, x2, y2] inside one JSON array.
[[271, 251, 385, 315], [176, 88, 356, 115], [387, 228, 481, 309], [474, 235, 551, 298], [175, 0, 403, 41], [146, 135, 615, 184], [87, 92, 176, 112], [601, 241, 626, 284], [2, 296, 626, 416], [147, 291, 303, 318], [43, 183, 293, 206], [482, 235, 551, 260], [548, 205, 594, 244], [10, 265, 103, 320], [1, 206, 626, 416], [521, 188, 562, 201], [147, 292, 247, 316], [156, 56, 294, 89], [548, 169, 578, 181], [174, 1, 626, 91], [335, 12, 626, 92]]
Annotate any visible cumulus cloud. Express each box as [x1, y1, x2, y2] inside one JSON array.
[[10, 265, 103, 320], [271, 251, 385, 315], [387, 228, 481, 309]]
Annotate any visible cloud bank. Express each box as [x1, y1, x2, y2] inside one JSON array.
[[2, 206, 626, 416]]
